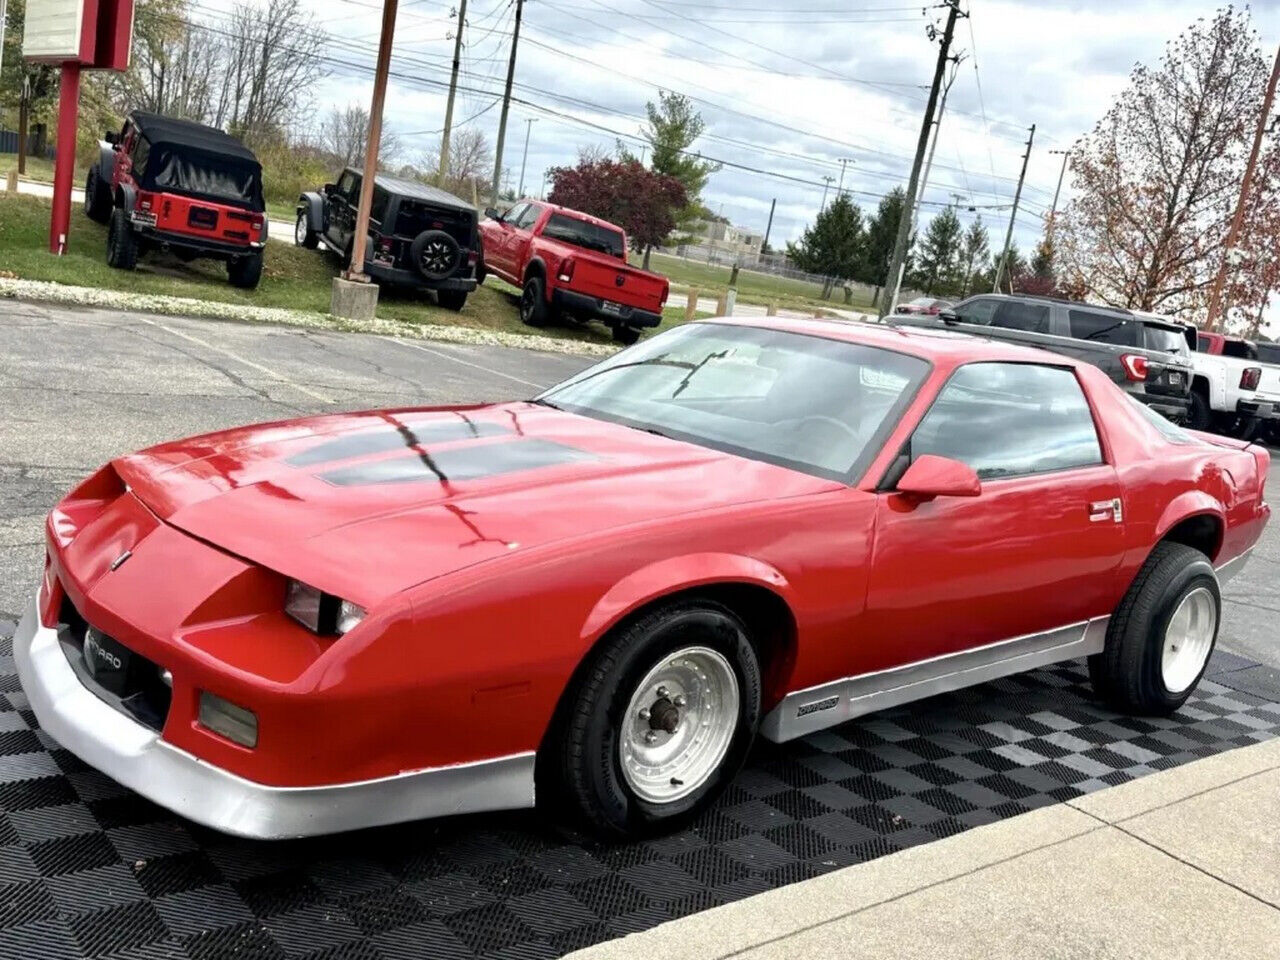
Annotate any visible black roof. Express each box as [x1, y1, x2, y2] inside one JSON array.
[[129, 111, 259, 166], [349, 168, 475, 212]]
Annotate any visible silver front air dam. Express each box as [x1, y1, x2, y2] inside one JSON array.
[[12, 594, 535, 839]]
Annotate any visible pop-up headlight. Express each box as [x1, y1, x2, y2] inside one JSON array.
[[285, 580, 366, 636]]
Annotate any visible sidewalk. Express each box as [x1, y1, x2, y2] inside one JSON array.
[[569, 736, 1280, 959]]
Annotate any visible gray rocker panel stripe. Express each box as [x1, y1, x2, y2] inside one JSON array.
[[760, 617, 1111, 743]]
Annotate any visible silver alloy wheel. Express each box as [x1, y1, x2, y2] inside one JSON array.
[[1161, 586, 1217, 694], [295, 214, 307, 246], [619, 645, 739, 804]]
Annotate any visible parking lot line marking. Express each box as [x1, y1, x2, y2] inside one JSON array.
[[137, 318, 334, 404], [383, 336, 543, 389]]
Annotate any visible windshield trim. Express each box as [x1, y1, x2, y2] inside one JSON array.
[[538, 322, 934, 485]]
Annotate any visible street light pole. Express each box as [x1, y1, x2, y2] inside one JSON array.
[[517, 118, 537, 198], [819, 175, 835, 213], [992, 124, 1036, 293], [437, 0, 467, 181], [836, 157, 855, 197], [1047, 148, 1070, 233]]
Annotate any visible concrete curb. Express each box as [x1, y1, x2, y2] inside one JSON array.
[[0, 277, 620, 359], [567, 737, 1280, 959]]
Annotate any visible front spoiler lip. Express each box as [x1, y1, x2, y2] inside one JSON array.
[[12, 594, 535, 839]]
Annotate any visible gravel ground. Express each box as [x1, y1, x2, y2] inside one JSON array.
[[0, 297, 1275, 675]]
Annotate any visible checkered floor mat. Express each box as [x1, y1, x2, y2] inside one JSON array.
[[0, 619, 1277, 960]]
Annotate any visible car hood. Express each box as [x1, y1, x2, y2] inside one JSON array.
[[112, 403, 834, 605]]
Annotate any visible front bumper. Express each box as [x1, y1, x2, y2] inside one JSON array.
[[552, 288, 663, 328], [13, 594, 534, 839]]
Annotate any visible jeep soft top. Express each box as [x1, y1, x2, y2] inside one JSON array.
[[126, 112, 265, 212]]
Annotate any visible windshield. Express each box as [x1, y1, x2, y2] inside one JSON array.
[[538, 324, 929, 481], [541, 213, 626, 258], [1142, 323, 1188, 355]]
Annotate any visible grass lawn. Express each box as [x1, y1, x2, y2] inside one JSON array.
[[0, 193, 675, 347], [635, 249, 876, 314]]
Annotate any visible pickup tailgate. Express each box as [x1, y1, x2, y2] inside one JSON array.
[[570, 255, 667, 314], [1256, 363, 1280, 402]]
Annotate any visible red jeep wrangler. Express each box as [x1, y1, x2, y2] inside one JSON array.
[[478, 200, 669, 344], [85, 112, 268, 289]]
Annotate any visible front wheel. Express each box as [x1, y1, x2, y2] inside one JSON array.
[[84, 167, 111, 223], [295, 212, 319, 249], [105, 207, 137, 270], [553, 599, 762, 839], [1089, 541, 1220, 714]]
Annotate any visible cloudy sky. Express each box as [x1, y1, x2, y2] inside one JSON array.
[[197, 0, 1280, 259]]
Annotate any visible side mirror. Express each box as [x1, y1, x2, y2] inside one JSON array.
[[938, 309, 959, 324], [484, 207, 502, 221], [896, 454, 981, 501]]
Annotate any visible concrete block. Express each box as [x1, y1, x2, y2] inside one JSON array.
[[330, 277, 378, 321], [5, 171, 17, 194]]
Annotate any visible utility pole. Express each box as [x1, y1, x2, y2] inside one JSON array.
[[762, 197, 777, 253], [1047, 148, 1070, 229], [819, 175, 835, 213], [836, 158, 855, 197], [1206, 41, 1280, 332], [879, 0, 965, 318], [992, 124, 1035, 293], [437, 0, 467, 181], [490, 0, 524, 209], [517, 118, 537, 197]]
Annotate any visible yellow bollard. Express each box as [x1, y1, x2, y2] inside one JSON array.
[[766, 302, 778, 316], [715, 291, 729, 315], [684, 287, 699, 322]]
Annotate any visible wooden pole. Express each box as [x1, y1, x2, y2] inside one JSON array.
[[1205, 42, 1280, 332], [346, 0, 399, 280], [489, 0, 524, 208], [437, 0, 467, 182]]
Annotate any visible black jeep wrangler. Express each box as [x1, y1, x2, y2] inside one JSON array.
[[296, 169, 479, 310]]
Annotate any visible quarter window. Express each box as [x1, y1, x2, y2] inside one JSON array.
[[911, 363, 1103, 479], [991, 300, 1049, 332], [1068, 309, 1138, 345]]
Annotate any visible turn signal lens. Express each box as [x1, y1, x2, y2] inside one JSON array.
[[1120, 354, 1149, 382], [198, 692, 258, 747], [1241, 367, 1262, 390]]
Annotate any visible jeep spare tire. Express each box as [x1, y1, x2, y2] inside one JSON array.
[[409, 230, 460, 280]]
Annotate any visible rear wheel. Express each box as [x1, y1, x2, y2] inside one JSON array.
[[295, 212, 319, 249], [1089, 541, 1220, 714], [84, 167, 111, 223], [520, 275, 549, 327], [553, 599, 761, 839], [611, 324, 641, 346], [106, 207, 138, 270], [227, 250, 264, 289], [476, 256, 487, 286], [436, 289, 468, 311], [1186, 390, 1212, 431]]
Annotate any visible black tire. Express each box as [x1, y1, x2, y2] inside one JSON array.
[[611, 325, 641, 346], [84, 167, 111, 224], [476, 256, 487, 286], [409, 230, 460, 280], [106, 207, 138, 270], [520, 275, 550, 327], [1228, 415, 1261, 441], [436, 289, 468, 311], [1088, 541, 1220, 715], [1186, 390, 1212, 432], [227, 250, 264, 289], [294, 212, 319, 249], [553, 599, 762, 839]]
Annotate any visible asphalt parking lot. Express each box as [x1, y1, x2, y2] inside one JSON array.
[[0, 300, 1277, 960]]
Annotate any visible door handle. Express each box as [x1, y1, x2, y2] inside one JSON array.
[[1089, 498, 1124, 523]]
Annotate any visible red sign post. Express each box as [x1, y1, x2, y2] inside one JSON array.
[[22, 0, 134, 253]]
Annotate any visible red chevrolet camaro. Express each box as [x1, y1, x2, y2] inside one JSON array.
[[15, 319, 1269, 840]]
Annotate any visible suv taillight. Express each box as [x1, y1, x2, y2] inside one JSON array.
[[1241, 367, 1262, 390], [1120, 354, 1149, 382], [137, 191, 154, 211], [557, 258, 575, 283]]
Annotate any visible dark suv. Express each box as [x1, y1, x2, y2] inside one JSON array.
[[893, 294, 1193, 422], [296, 170, 478, 310]]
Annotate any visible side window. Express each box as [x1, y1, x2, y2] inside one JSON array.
[[503, 202, 529, 226], [515, 203, 542, 229], [991, 300, 1049, 332], [337, 171, 358, 201], [1068, 310, 1138, 346], [910, 363, 1104, 480], [370, 186, 389, 224], [130, 135, 150, 177], [953, 298, 999, 325]]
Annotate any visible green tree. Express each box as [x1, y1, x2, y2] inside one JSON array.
[[960, 216, 990, 297], [986, 244, 1028, 293], [1031, 233, 1055, 279], [786, 193, 865, 297], [913, 206, 963, 295], [1, 0, 58, 173], [858, 187, 907, 285], [625, 92, 720, 246]]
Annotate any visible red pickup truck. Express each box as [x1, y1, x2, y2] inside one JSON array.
[[478, 200, 669, 344]]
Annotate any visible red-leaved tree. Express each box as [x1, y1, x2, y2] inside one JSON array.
[[547, 159, 687, 257]]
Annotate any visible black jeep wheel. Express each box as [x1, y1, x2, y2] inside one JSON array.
[[520, 275, 549, 327], [409, 230, 460, 280], [227, 250, 264, 289], [436, 289, 468, 311], [106, 207, 138, 270], [295, 212, 319, 249], [612, 325, 641, 346], [84, 167, 111, 224]]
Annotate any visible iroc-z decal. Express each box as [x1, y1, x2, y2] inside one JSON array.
[[796, 695, 840, 718]]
